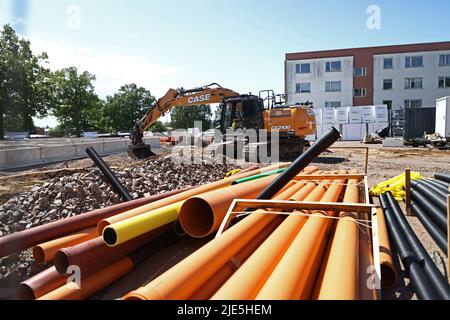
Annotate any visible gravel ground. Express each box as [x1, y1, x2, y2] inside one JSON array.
[[0, 155, 238, 298], [311, 141, 450, 300]]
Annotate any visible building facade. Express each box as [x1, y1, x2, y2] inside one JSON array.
[[285, 42, 450, 110]]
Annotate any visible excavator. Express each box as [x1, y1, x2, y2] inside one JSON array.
[[128, 83, 316, 161]]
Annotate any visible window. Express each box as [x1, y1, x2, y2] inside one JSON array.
[[405, 77, 423, 89], [325, 81, 341, 92], [404, 99, 422, 108], [384, 58, 393, 69], [354, 67, 367, 77], [383, 79, 393, 90], [354, 88, 367, 97], [405, 56, 423, 68], [325, 101, 341, 108], [383, 100, 393, 110], [296, 63, 311, 74], [325, 61, 342, 72], [439, 54, 450, 66], [439, 77, 450, 88], [296, 82, 311, 93]]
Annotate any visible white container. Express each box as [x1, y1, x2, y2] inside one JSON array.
[[435, 97, 450, 138]]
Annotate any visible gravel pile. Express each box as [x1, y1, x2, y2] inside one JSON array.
[[0, 158, 238, 295]]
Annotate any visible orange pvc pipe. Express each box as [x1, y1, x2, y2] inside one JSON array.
[[255, 170, 348, 300], [358, 210, 378, 300], [32, 227, 98, 265], [312, 170, 361, 300], [377, 207, 398, 288], [19, 267, 68, 300], [179, 175, 279, 238], [122, 177, 311, 300], [97, 163, 290, 234], [189, 216, 285, 300], [211, 177, 333, 300], [38, 257, 133, 300]]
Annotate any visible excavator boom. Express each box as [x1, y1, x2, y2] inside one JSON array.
[[128, 83, 239, 159]]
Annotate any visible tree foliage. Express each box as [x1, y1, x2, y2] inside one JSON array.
[[0, 24, 51, 138], [170, 104, 212, 131], [149, 121, 167, 133], [51, 67, 100, 137], [101, 84, 155, 134]]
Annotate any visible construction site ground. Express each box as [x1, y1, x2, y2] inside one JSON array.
[[1, 141, 449, 300]]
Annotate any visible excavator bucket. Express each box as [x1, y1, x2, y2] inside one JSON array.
[[127, 144, 157, 160]]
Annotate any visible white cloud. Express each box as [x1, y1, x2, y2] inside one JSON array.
[[28, 37, 181, 98]]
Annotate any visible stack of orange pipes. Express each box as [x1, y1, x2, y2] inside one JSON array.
[[13, 164, 289, 300], [124, 169, 385, 301]]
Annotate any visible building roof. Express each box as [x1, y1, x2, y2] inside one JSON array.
[[286, 41, 450, 61]]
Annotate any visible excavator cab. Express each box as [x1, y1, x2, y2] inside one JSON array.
[[220, 95, 265, 132]]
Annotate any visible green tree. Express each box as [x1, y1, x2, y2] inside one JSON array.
[[102, 84, 155, 134], [52, 67, 100, 137], [0, 24, 21, 139], [0, 24, 52, 138], [149, 121, 167, 133], [170, 104, 212, 131], [16, 39, 52, 133]]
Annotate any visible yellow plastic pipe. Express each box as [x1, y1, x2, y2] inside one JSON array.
[[38, 257, 133, 300], [104, 175, 278, 246], [32, 227, 98, 265], [255, 170, 348, 300], [97, 163, 290, 234], [122, 167, 318, 300], [211, 176, 332, 300], [312, 170, 361, 300], [103, 202, 183, 247]]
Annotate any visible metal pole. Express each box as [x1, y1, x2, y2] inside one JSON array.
[[405, 169, 412, 216], [255, 127, 341, 201], [86, 147, 133, 202]]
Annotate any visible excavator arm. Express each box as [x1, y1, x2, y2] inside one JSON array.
[[129, 83, 239, 159]]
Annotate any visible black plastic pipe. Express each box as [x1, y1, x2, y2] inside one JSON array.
[[86, 147, 133, 202], [411, 190, 447, 233], [380, 194, 440, 300], [411, 202, 448, 254], [411, 181, 448, 213], [432, 179, 450, 190], [418, 180, 449, 199], [435, 173, 450, 184], [385, 192, 450, 300], [255, 127, 341, 200]]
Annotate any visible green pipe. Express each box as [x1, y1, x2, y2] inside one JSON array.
[[232, 169, 287, 185]]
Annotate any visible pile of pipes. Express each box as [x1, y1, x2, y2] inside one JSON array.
[[370, 172, 423, 201], [409, 173, 450, 254], [0, 128, 392, 300], [0, 164, 287, 300], [380, 192, 450, 300], [122, 167, 394, 300]]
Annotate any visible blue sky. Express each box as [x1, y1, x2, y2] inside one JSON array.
[[1, 0, 450, 127]]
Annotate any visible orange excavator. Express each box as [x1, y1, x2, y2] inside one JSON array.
[[128, 83, 316, 161]]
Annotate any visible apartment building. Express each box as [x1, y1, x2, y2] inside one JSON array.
[[285, 42, 450, 110]]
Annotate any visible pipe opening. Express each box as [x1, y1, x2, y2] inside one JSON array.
[[18, 284, 36, 300], [179, 198, 214, 238], [173, 220, 187, 237], [381, 264, 398, 289], [103, 227, 118, 246], [54, 251, 71, 275], [32, 246, 46, 265], [97, 221, 109, 236]]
